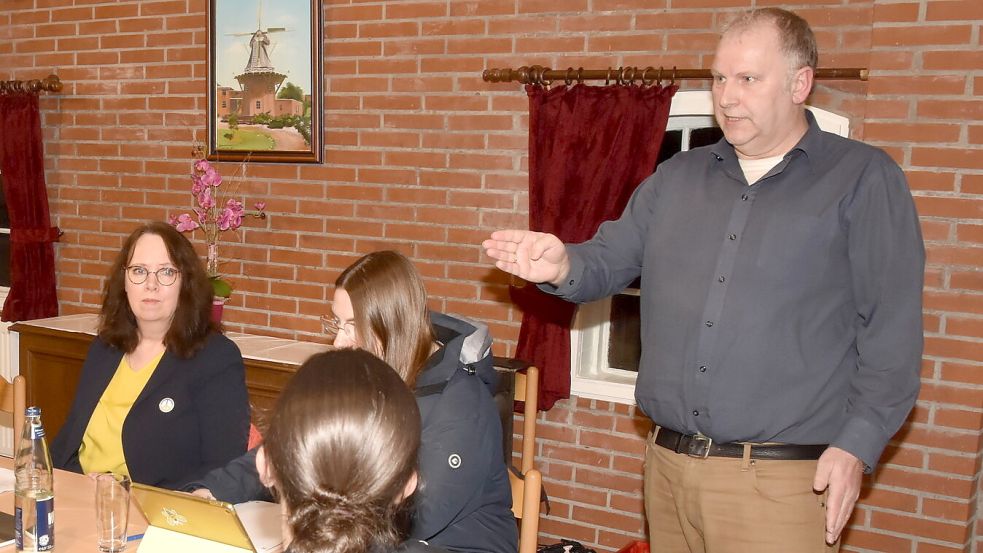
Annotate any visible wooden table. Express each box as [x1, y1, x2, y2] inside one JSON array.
[[0, 456, 149, 552], [11, 314, 330, 440]]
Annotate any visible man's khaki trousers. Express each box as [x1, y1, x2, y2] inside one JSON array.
[[644, 429, 840, 553]]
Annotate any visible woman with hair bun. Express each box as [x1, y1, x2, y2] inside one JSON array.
[[256, 348, 447, 553], [193, 250, 517, 553]]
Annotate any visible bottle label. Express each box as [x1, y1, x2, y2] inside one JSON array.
[[13, 497, 54, 551], [14, 506, 21, 549], [30, 422, 44, 440], [35, 496, 54, 551]]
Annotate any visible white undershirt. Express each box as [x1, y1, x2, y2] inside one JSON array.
[[737, 155, 784, 185]]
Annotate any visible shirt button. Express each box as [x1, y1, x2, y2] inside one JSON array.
[[699, 365, 707, 373], [718, 276, 726, 283], [692, 410, 700, 416], [705, 321, 713, 327], [568, 280, 574, 285], [728, 233, 737, 240], [741, 194, 749, 201]]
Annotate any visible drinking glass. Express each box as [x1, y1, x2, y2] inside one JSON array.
[[95, 473, 131, 552]]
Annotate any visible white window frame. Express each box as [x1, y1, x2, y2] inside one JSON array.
[[569, 91, 850, 404]]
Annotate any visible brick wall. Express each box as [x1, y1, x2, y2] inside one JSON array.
[[0, 1, 980, 551]]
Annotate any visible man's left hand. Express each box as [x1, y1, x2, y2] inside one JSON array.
[[813, 446, 864, 545]]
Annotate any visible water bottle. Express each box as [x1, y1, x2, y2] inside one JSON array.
[[14, 407, 54, 552]]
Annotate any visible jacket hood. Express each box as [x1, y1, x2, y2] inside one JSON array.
[[416, 312, 497, 392]]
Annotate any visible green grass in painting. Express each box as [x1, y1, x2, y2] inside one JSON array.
[[217, 129, 275, 150]]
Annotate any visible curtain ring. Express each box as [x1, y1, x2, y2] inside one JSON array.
[[540, 66, 553, 86], [641, 66, 656, 87], [565, 67, 575, 86], [670, 66, 677, 86], [657, 67, 664, 86], [577, 67, 584, 84], [605, 67, 613, 85], [618, 66, 627, 86]]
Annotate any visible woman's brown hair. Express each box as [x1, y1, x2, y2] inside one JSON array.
[[99, 221, 216, 357], [263, 349, 422, 553], [335, 250, 436, 388]]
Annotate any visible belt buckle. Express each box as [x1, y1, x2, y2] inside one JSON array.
[[686, 433, 713, 459]]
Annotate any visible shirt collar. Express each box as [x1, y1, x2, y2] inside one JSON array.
[[709, 109, 823, 164]]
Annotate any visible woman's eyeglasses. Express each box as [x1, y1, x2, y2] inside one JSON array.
[[125, 265, 180, 286], [320, 315, 356, 339]]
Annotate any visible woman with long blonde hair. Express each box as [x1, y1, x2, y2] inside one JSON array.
[[193, 251, 517, 553]]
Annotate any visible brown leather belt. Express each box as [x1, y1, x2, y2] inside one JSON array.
[[654, 427, 827, 460]]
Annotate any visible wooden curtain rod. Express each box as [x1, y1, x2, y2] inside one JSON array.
[[0, 74, 63, 95], [483, 66, 868, 86]]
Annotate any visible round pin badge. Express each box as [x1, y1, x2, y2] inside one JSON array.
[[158, 397, 175, 413], [447, 453, 462, 469]]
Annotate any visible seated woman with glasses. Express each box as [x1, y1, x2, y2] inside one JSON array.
[[258, 349, 449, 553], [51, 221, 250, 490], [191, 250, 517, 553]]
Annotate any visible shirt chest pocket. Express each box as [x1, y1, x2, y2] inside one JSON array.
[[754, 214, 837, 275]]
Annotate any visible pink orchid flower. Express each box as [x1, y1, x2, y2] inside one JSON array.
[[173, 213, 200, 232], [200, 168, 222, 187], [196, 188, 215, 210], [194, 159, 212, 173], [217, 199, 244, 230], [191, 175, 207, 196], [254, 201, 266, 212]]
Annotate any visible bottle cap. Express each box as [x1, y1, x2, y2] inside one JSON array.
[[26, 406, 40, 417]]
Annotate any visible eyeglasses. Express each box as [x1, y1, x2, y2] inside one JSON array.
[[320, 315, 356, 339], [125, 265, 180, 286]]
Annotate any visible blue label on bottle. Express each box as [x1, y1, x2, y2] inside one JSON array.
[[35, 496, 54, 551], [31, 423, 45, 440], [14, 506, 22, 549]]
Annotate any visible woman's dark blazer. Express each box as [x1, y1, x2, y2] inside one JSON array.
[[50, 332, 250, 490]]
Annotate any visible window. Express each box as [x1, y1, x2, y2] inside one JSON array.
[[569, 91, 850, 404], [255, 100, 261, 110]]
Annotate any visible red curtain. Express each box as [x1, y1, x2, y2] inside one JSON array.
[[0, 93, 60, 321], [515, 83, 676, 410]]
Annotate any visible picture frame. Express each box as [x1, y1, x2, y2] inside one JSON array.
[[207, 0, 322, 163]]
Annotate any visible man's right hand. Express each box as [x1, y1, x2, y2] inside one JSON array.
[[482, 229, 570, 286]]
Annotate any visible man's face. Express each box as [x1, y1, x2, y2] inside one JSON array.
[[710, 23, 811, 159]]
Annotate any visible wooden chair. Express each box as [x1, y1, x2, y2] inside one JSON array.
[[493, 357, 541, 553], [0, 375, 27, 451]]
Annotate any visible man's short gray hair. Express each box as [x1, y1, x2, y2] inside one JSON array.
[[723, 7, 819, 72]]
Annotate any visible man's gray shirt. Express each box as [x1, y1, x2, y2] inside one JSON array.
[[548, 112, 924, 470]]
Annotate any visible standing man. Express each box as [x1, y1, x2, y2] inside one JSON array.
[[483, 8, 924, 553]]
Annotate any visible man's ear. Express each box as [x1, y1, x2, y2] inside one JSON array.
[[790, 65, 814, 105], [255, 446, 276, 489]]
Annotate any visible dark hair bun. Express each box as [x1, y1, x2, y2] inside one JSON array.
[[288, 489, 394, 553]]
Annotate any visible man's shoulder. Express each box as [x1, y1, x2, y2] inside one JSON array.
[[815, 127, 895, 166]]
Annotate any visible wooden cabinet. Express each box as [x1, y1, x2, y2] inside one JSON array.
[[11, 317, 319, 440]]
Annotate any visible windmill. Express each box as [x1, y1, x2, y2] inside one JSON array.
[[226, 0, 291, 117]]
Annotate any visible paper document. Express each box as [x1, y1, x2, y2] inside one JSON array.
[[0, 468, 13, 493], [138, 525, 252, 553], [235, 501, 284, 553]]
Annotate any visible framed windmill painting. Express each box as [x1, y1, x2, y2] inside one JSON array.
[[207, 0, 323, 163]]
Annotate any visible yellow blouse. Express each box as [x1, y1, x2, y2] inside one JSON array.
[[79, 351, 164, 476]]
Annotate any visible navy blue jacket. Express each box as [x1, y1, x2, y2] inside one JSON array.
[[194, 313, 517, 553], [50, 333, 250, 490]]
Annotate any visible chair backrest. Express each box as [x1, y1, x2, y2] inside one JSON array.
[[0, 375, 27, 451], [511, 466, 542, 553], [492, 357, 539, 471], [493, 357, 540, 553]]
